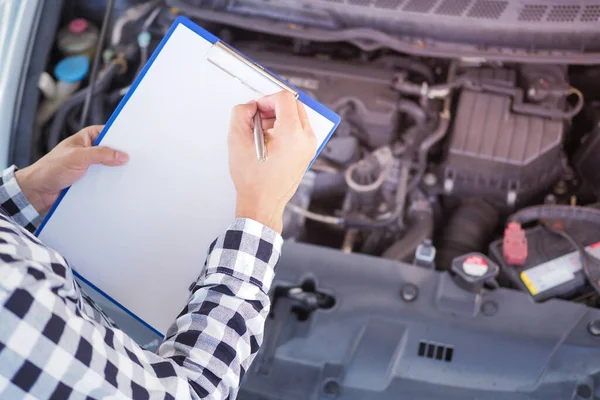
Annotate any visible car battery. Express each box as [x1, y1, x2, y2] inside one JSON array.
[[490, 221, 600, 301]]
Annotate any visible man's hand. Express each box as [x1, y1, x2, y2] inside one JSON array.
[[15, 125, 129, 214], [229, 92, 318, 233]]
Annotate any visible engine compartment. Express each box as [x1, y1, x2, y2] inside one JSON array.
[[16, 0, 600, 398]]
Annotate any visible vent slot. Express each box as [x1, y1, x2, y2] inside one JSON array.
[[547, 5, 580, 22], [518, 4, 547, 21], [582, 5, 600, 22], [403, 0, 437, 13], [467, 0, 508, 19], [418, 341, 454, 362], [374, 0, 404, 9], [348, 0, 372, 6], [435, 0, 472, 16]]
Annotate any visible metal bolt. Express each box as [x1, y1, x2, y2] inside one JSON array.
[[576, 384, 593, 399], [401, 284, 419, 302], [482, 301, 498, 316], [554, 180, 568, 195], [423, 173, 438, 187], [323, 379, 341, 397], [588, 320, 600, 336], [544, 193, 557, 204]]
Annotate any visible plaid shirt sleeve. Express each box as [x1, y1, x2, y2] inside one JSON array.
[[0, 168, 284, 399], [0, 166, 41, 233]]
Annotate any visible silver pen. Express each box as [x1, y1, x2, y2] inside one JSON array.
[[253, 112, 267, 163]]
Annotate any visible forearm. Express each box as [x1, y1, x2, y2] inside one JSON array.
[[159, 218, 283, 398], [0, 166, 41, 232], [0, 215, 281, 399]]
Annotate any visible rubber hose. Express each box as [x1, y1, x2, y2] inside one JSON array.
[[107, 88, 125, 105], [407, 111, 450, 193], [394, 78, 464, 98], [47, 63, 120, 149], [79, 0, 116, 128], [392, 58, 434, 83], [90, 95, 106, 126], [66, 107, 81, 134], [382, 209, 433, 261], [436, 198, 499, 269], [510, 205, 600, 226], [397, 99, 427, 126]]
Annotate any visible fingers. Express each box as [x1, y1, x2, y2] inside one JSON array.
[[261, 117, 275, 131], [296, 102, 310, 130], [230, 101, 258, 141], [83, 125, 105, 142], [259, 109, 275, 119], [73, 146, 129, 168], [72, 125, 105, 147], [296, 102, 317, 149], [257, 92, 302, 132]]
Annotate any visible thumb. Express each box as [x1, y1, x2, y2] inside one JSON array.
[[74, 146, 129, 168]]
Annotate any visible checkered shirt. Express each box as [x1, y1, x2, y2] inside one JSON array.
[[0, 166, 283, 399]]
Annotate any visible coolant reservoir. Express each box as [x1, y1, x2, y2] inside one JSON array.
[[36, 56, 89, 128], [57, 18, 99, 57]]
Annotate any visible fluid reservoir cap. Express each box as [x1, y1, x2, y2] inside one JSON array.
[[137, 31, 152, 48], [54, 56, 89, 83], [69, 18, 89, 34], [462, 255, 488, 277], [451, 253, 499, 288]]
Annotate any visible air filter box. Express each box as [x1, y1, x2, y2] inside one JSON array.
[[443, 68, 565, 206]]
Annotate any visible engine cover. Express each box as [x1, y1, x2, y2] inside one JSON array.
[[239, 241, 600, 399], [443, 69, 565, 206], [240, 48, 400, 148]]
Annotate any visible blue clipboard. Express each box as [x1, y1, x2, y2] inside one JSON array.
[[35, 17, 341, 337]]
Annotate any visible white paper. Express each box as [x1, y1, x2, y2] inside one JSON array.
[[38, 23, 336, 335]]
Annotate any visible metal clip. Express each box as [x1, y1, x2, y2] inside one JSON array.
[[207, 41, 299, 98]]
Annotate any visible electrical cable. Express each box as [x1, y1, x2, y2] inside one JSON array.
[[510, 205, 600, 227], [285, 203, 343, 225], [142, 6, 163, 32], [111, 0, 161, 46], [79, 0, 116, 129], [395, 75, 584, 120]]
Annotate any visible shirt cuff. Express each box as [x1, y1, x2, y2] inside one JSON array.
[[203, 218, 284, 294], [0, 166, 41, 232]]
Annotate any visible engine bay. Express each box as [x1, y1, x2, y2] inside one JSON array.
[[17, 0, 600, 398]]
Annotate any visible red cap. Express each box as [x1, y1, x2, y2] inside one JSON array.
[[503, 222, 528, 265], [69, 18, 88, 34]]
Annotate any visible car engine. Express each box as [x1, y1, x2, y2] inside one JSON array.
[[19, 0, 600, 398]]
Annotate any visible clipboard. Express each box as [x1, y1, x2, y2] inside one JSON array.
[[36, 17, 341, 337]]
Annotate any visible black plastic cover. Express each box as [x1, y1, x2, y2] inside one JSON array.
[[171, 0, 600, 53], [240, 241, 600, 399], [443, 68, 565, 206]]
